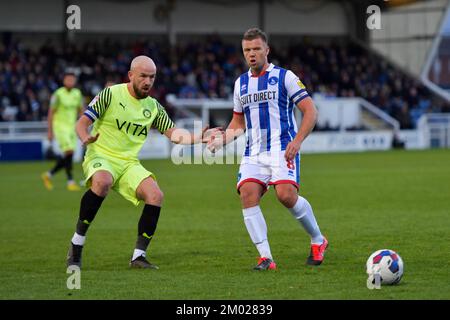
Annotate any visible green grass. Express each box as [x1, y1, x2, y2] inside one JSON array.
[[0, 149, 449, 299]]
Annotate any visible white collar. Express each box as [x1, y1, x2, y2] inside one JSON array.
[[247, 63, 275, 77]]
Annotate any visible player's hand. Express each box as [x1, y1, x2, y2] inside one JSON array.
[[201, 126, 223, 143], [207, 132, 226, 153], [82, 133, 100, 146], [284, 140, 301, 161]]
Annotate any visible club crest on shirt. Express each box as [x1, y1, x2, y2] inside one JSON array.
[[268, 77, 278, 85], [143, 109, 151, 118]]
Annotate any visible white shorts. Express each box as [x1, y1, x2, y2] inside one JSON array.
[[236, 150, 300, 193]]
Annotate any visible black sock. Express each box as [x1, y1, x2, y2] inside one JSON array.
[[135, 204, 161, 251], [64, 153, 74, 181], [76, 189, 105, 236], [50, 156, 66, 175]]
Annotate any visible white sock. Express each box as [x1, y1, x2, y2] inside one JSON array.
[[132, 249, 146, 261], [71, 233, 86, 246], [289, 196, 324, 244], [46, 171, 52, 178], [256, 241, 272, 259], [243, 206, 273, 260]]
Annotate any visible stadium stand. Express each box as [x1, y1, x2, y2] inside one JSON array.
[[1, 34, 449, 129]]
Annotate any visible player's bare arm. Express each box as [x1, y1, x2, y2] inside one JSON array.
[[284, 96, 318, 161], [76, 115, 99, 146], [46, 92, 60, 141], [163, 126, 223, 145], [47, 107, 55, 141], [225, 112, 246, 143], [78, 101, 85, 118], [208, 112, 245, 152]]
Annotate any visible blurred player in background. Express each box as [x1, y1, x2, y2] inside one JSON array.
[[105, 79, 116, 88], [67, 55, 220, 269], [209, 28, 328, 270], [41, 72, 83, 191]]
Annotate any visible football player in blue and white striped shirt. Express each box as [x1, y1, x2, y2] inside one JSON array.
[[210, 28, 328, 270]]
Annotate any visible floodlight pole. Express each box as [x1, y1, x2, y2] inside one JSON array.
[[166, 0, 176, 47], [258, 0, 266, 31]]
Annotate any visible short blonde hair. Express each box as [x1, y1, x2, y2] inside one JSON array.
[[242, 28, 268, 44]]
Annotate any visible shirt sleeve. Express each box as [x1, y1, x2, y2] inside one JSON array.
[[152, 101, 176, 134], [285, 70, 310, 105], [84, 87, 112, 122], [233, 79, 243, 114], [49, 92, 59, 109], [78, 90, 84, 109]]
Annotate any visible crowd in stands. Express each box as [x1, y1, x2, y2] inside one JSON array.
[[0, 34, 448, 129]]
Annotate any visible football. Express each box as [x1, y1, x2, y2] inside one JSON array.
[[366, 249, 404, 286]]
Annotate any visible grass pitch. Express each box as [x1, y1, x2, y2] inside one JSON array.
[[0, 149, 449, 299]]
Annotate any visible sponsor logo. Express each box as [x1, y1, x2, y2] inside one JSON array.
[[116, 119, 148, 137], [93, 162, 102, 168], [297, 80, 306, 89], [119, 102, 126, 110], [240, 90, 277, 106]]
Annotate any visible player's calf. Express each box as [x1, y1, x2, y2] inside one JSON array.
[[130, 204, 161, 269], [66, 189, 106, 269]]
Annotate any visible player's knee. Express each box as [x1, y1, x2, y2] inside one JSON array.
[[91, 176, 113, 197], [154, 189, 164, 204], [144, 188, 164, 206], [276, 189, 297, 208], [239, 187, 260, 207]]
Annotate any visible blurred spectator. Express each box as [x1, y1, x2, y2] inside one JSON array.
[[0, 36, 448, 129]]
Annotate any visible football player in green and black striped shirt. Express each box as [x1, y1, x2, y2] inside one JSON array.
[[67, 56, 221, 269]]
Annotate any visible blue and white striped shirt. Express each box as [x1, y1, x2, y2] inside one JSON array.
[[233, 63, 309, 156]]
